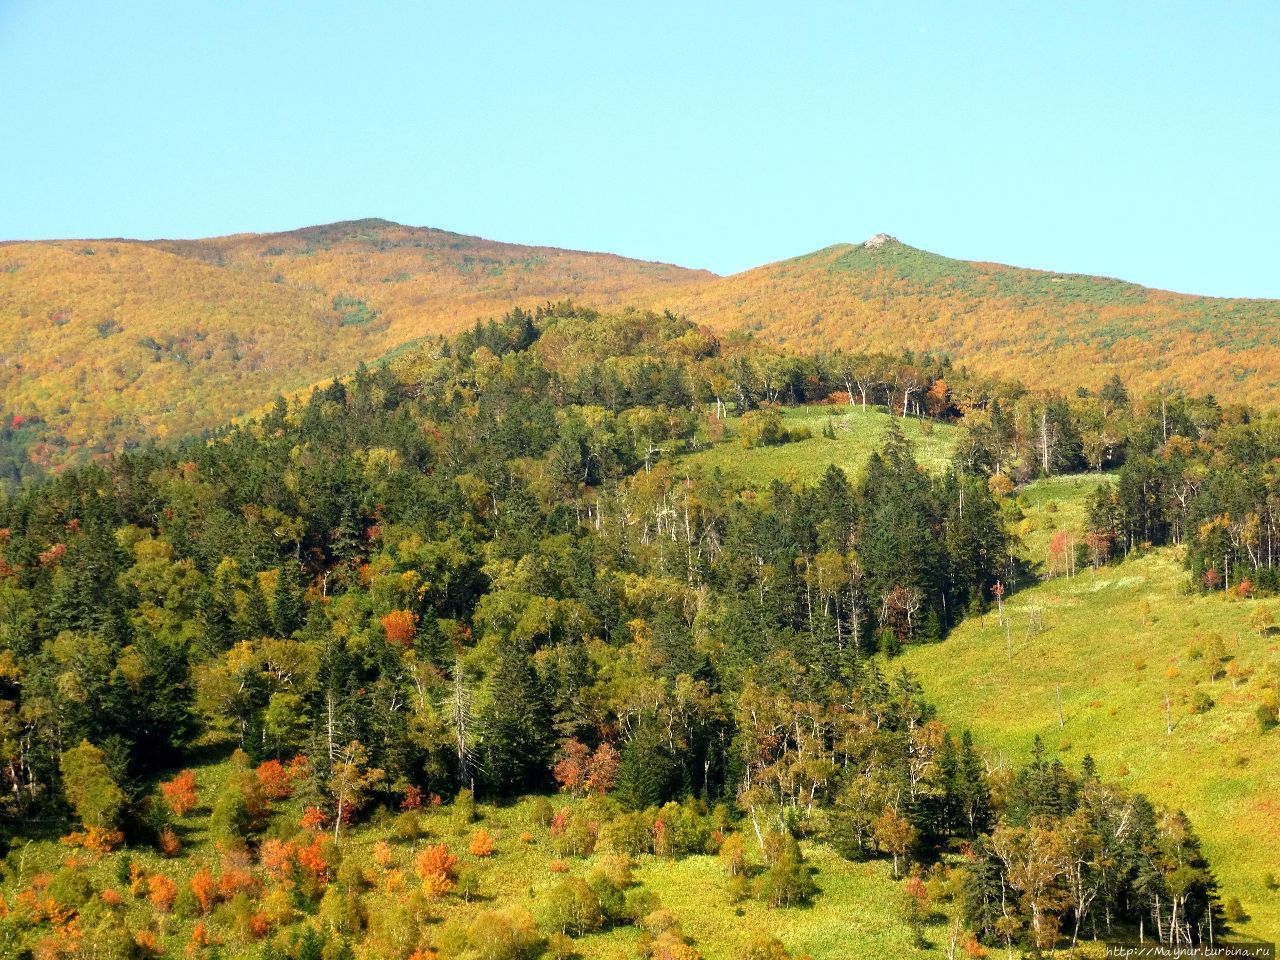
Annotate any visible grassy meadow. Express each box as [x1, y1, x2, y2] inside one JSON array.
[[0, 771, 949, 960], [685, 425, 1278, 941], [901, 494, 1280, 940], [682, 404, 958, 487]]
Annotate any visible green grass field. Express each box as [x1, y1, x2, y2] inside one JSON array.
[[682, 405, 958, 487], [1008, 473, 1113, 568], [0, 777, 953, 959], [900, 533, 1280, 940]]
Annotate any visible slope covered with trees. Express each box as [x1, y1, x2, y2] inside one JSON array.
[[5, 220, 1280, 478], [0, 222, 708, 470], [0, 306, 1241, 956], [653, 236, 1280, 408]]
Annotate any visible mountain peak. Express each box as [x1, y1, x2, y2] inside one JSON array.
[[862, 233, 897, 249]]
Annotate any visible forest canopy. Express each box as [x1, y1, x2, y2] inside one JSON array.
[[0, 302, 1266, 957]]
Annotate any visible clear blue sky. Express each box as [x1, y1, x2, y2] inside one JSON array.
[[2, 1, 1277, 297]]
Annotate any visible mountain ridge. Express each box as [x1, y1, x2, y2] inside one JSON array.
[[4, 218, 1280, 474]]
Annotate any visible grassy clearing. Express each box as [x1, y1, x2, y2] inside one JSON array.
[[682, 405, 958, 487], [0, 783, 949, 959], [1008, 473, 1113, 568], [622, 846, 932, 960], [899, 545, 1280, 939]]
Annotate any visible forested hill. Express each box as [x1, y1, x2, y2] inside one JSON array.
[[5, 220, 1280, 477], [652, 235, 1280, 407], [0, 304, 1258, 956], [0, 220, 708, 473]]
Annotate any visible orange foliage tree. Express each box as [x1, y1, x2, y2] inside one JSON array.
[[160, 770, 198, 817]]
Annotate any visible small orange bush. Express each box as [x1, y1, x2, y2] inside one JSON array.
[[160, 770, 198, 817], [147, 874, 177, 913], [469, 829, 495, 858], [190, 868, 216, 914]]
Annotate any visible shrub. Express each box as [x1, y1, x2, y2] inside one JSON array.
[[46, 868, 93, 910], [745, 935, 793, 960], [546, 931, 575, 960], [654, 801, 712, 857], [381, 609, 418, 647], [161, 769, 199, 816], [528, 797, 554, 827], [414, 843, 459, 898], [466, 907, 544, 960], [191, 867, 216, 914], [591, 854, 635, 890], [1256, 703, 1278, 734], [552, 813, 596, 858], [390, 810, 423, 841], [717, 832, 746, 877], [470, 829, 495, 858], [753, 835, 817, 908], [600, 811, 654, 855], [158, 826, 182, 856], [59, 740, 125, 831], [148, 873, 178, 913], [454, 787, 477, 825], [622, 886, 660, 924], [255, 759, 295, 800], [542, 876, 604, 937]]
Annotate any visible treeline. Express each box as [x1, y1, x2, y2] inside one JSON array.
[[1085, 402, 1280, 593], [0, 305, 1230, 953]]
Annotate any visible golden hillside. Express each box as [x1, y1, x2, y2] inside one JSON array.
[[5, 222, 1280, 474], [654, 236, 1280, 405], [0, 220, 708, 468]]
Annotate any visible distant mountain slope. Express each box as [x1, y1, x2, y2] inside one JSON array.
[[0, 220, 709, 467], [4, 220, 1280, 473], [149, 218, 708, 323], [656, 236, 1280, 405]]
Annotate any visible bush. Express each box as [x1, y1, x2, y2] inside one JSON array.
[[753, 834, 817, 907], [600, 811, 654, 855], [1189, 691, 1214, 715], [542, 876, 605, 937], [622, 886, 660, 924], [390, 810, 423, 842], [470, 828, 495, 857], [59, 740, 125, 831], [551, 811, 596, 858], [546, 931, 575, 960], [47, 867, 93, 909], [466, 907, 544, 960], [654, 801, 712, 857], [528, 797, 554, 828], [590, 854, 634, 890], [1257, 703, 1279, 734], [454, 788, 477, 825], [745, 935, 793, 960], [717, 832, 747, 876]]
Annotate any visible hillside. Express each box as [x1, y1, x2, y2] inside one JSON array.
[[677, 416, 1280, 940], [0, 782, 941, 960], [893, 477, 1280, 941], [0, 220, 709, 468], [3, 310, 1238, 957], [679, 404, 958, 487], [654, 236, 1280, 406], [6, 220, 1280, 475]]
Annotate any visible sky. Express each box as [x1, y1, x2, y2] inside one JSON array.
[[1, 1, 1278, 297]]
